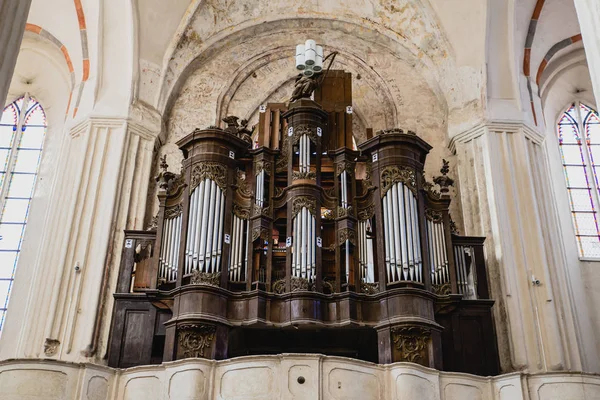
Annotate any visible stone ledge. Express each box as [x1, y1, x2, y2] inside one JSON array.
[[1, 354, 599, 399]]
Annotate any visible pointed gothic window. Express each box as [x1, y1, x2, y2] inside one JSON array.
[[0, 95, 46, 331], [558, 102, 600, 258]]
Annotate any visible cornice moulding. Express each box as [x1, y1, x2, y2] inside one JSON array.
[[449, 120, 544, 152]]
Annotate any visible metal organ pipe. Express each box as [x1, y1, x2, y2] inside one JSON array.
[[291, 207, 316, 282], [381, 182, 422, 284]]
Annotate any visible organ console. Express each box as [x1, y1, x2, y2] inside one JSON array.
[[108, 65, 499, 375]]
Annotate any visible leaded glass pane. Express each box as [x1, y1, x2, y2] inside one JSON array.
[[563, 165, 589, 188], [573, 213, 600, 236], [569, 189, 594, 211], [0, 251, 18, 279], [560, 144, 585, 165], [1, 199, 30, 223], [558, 121, 579, 144], [0, 125, 15, 148], [580, 236, 600, 258], [0, 280, 11, 307], [19, 126, 45, 149], [7, 174, 36, 198], [0, 223, 25, 250], [13, 149, 42, 173], [0, 149, 10, 172]]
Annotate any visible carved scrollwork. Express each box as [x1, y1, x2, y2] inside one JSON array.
[[191, 162, 227, 192], [338, 228, 357, 246], [236, 169, 252, 198], [190, 269, 220, 287], [147, 214, 159, 231], [390, 326, 431, 363], [274, 186, 284, 198], [337, 206, 354, 218], [358, 205, 375, 221], [336, 160, 355, 176], [273, 279, 286, 294], [292, 196, 316, 219], [233, 204, 250, 220], [276, 135, 289, 173], [292, 125, 319, 145], [255, 160, 273, 176], [291, 277, 313, 292], [449, 215, 459, 235], [425, 209, 443, 223], [252, 204, 271, 217], [323, 278, 336, 294], [363, 163, 373, 193], [252, 227, 270, 242], [178, 324, 216, 358], [324, 187, 336, 198], [432, 282, 452, 296], [376, 128, 417, 135], [164, 204, 183, 219], [361, 282, 379, 294], [381, 166, 416, 196], [292, 170, 316, 181]]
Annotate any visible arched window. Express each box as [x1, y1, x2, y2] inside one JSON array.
[[0, 95, 46, 331], [557, 102, 600, 258]]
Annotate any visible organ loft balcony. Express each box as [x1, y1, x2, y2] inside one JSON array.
[[108, 52, 500, 375]]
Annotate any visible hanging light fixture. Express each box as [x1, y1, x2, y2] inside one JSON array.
[[296, 40, 326, 77]]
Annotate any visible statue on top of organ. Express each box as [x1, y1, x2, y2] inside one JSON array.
[[108, 40, 500, 376]]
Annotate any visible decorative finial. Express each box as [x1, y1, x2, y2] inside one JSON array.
[[433, 159, 454, 194], [156, 154, 175, 191]]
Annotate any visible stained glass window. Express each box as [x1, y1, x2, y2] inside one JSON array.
[[0, 95, 46, 332], [558, 102, 600, 258]]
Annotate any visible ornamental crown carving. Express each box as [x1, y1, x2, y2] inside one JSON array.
[[292, 196, 317, 218], [433, 159, 454, 194], [336, 160, 355, 176], [381, 166, 416, 196], [292, 170, 316, 181], [191, 162, 227, 192], [255, 160, 273, 176]]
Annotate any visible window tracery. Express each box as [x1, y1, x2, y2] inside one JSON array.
[[557, 102, 600, 258], [0, 95, 46, 331]]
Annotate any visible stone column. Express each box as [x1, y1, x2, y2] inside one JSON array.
[[0, 103, 161, 362], [450, 122, 589, 373], [0, 0, 31, 106], [574, 0, 600, 105]]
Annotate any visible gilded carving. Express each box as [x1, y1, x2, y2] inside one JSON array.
[[252, 204, 271, 217], [292, 196, 316, 219], [252, 227, 270, 242], [338, 228, 357, 246], [291, 277, 313, 292], [321, 208, 335, 220], [164, 204, 183, 219], [292, 125, 319, 145], [44, 338, 60, 356], [432, 282, 452, 296], [255, 160, 273, 176], [190, 162, 227, 192], [236, 169, 252, 197], [337, 206, 354, 218], [336, 160, 355, 177], [391, 326, 431, 363], [233, 204, 250, 220], [425, 209, 443, 223], [292, 170, 316, 181], [361, 282, 379, 294], [273, 279, 286, 294], [190, 269, 220, 286], [358, 205, 375, 221], [178, 324, 216, 358], [380, 166, 416, 196]]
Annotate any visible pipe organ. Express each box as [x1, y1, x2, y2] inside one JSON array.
[[109, 70, 499, 376]]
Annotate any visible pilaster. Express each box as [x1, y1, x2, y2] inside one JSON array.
[[450, 122, 587, 373], [574, 0, 600, 106], [0, 103, 161, 363]]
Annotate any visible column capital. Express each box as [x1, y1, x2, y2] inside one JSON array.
[[128, 101, 163, 141], [449, 120, 544, 152]]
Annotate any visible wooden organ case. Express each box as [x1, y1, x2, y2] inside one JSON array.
[[108, 71, 499, 376]]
